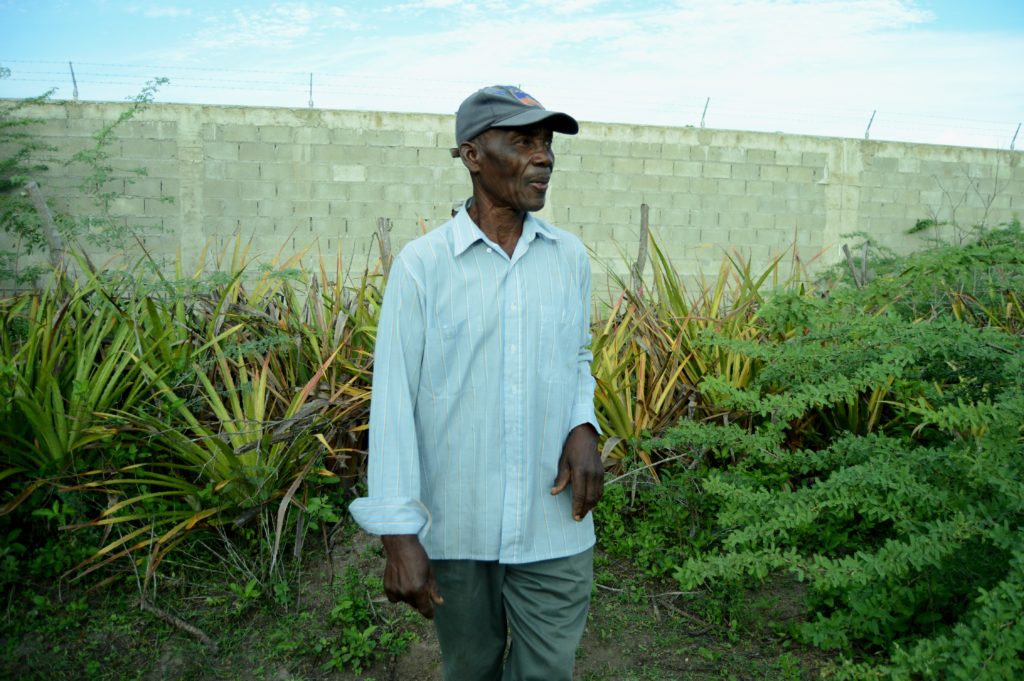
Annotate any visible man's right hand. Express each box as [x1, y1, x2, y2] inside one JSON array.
[[381, 534, 444, 619]]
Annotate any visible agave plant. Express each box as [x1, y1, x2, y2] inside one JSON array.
[[0, 273, 156, 485], [61, 241, 383, 583], [591, 296, 696, 478], [591, 230, 819, 476]]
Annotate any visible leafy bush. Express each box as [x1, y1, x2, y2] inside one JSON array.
[[656, 223, 1024, 678], [595, 469, 716, 578]]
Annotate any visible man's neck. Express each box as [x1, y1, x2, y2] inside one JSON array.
[[467, 197, 525, 258]]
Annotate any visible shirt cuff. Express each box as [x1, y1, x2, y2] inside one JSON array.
[[348, 496, 431, 538], [568, 404, 602, 436]]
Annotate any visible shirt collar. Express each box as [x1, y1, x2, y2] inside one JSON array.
[[451, 207, 560, 258]]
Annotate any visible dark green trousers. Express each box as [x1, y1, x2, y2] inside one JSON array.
[[431, 547, 594, 681]]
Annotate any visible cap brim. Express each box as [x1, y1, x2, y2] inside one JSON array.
[[493, 109, 579, 135]]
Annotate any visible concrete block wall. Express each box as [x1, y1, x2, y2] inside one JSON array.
[[3, 100, 1021, 297]]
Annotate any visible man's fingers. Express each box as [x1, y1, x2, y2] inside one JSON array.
[[586, 471, 603, 506], [403, 574, 443, 620], [572, 472, 587, 520], [572, 468, 604, 520], [592, 475, 605, 510], [425, 574, 444, 608], [550, 465, 570, 495], [381, 535, 437, 618], [414, 588, 436, 619]]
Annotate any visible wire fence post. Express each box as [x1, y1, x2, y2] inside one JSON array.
[[864, 110, 876, 140], [308, 73, 314, 108], [68, 61, 79, 101], [1010, 123, 1021, 151], [699, 97, 710, 128]]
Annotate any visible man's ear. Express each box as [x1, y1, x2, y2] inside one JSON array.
[[459, 141, 481, 173]]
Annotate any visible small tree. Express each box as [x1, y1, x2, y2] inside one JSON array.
[[0, 64, 55, 286], [0, 72, 169, 288]]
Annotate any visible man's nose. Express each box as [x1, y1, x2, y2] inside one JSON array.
[[531, 144, 553, 167]]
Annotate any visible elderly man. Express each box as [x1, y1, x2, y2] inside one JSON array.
[[349, 85, 603, 681]]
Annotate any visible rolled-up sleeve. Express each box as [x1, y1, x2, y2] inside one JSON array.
[[568, 246, 601, 435], [349, 256, 431, 537]]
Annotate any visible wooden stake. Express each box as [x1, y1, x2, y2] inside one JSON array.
[[24, 181, 65, 270], [631, 203, 649, 294], [376, 217, 393, 276]]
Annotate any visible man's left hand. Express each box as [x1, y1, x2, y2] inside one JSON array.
[[551, 423, 603, 521]]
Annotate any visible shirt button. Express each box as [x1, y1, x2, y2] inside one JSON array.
[[511, 304, 518, 311], [509, 344, 517, 353], [486, 247, 493, 253]]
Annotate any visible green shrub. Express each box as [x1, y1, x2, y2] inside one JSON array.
[[658, 223, 1024, 678], [595, 469, 716, 578]]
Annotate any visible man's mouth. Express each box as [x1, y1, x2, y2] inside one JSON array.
[[527, 177, 550, 192]]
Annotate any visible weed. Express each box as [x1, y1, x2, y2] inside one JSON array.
[[226, 578, 261, 615]]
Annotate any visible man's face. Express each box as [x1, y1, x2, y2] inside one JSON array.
[[471, 125, 555, 213]]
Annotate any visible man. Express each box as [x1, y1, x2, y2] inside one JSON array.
[[349, 84, 603, 681]]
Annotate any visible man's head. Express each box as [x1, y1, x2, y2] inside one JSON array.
[[454, 86, 578, 214]]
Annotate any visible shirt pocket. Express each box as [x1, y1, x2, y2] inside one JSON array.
[[538, 304, 577, 386], [421, 314, 483, 398]]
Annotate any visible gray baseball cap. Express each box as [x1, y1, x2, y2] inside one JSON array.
[[455, 85, 579, 146]]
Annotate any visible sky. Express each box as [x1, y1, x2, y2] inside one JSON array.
[[1, 0, 1022, 149]]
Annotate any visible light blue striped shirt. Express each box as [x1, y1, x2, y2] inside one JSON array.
[[348, 208, 599, 564]]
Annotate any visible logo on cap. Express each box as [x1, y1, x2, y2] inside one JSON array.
[[505, 86, 542, 108]]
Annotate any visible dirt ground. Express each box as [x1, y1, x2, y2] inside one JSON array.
[[328, 531, 828, 681], [2, 529, 828, 681]]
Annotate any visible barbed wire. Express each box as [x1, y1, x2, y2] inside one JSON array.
[[1, 59, 1019, 150]]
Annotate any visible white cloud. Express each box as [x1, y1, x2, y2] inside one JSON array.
[[311, 0, 1015, 147], [174, 2, 356, 55]]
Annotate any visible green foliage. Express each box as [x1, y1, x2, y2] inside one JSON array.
[[270, 565, 413, 674], [0, 89, 55, 284], [659, 222, 1024, 678], [65, 77, 171, 250], [1, 544, 419, 680], [0, 279, 153, 476], [834, 218, 1024, 333], [0, 78, 171, 286], [595, 470, 716, 578], [592, 231, 815, 473], [0, 487, 98, 590], [226, 578, 262, 615], [0, 239, 381, 592]]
